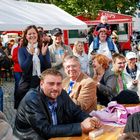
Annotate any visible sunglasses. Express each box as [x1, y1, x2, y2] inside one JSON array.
[[100, 30, 107, 33], [112, 37, 117, 39]]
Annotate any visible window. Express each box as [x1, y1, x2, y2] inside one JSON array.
[[69, 30, 87, 38]]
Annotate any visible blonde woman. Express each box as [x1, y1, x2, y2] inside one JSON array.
[[73, 41, 90, 75]]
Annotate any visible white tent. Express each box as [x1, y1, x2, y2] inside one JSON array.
[[0, 0, 87, 31]]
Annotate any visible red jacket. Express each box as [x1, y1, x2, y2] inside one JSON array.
[[12, 46, 22, 72]]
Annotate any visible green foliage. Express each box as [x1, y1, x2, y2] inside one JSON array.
[[28, 0, 138, 19]]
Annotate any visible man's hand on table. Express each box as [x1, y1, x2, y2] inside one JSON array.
[[81, 117, 102, 134]]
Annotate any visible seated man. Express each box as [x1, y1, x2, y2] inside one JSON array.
[[118, 132, 140, 140], [0, 111, 15, 140], [123, 112, 140, 133], [62, 55, 97, 113], [111, 53, 139, 104], [124, 51, 140, 98], [14, 69, 101, 140]]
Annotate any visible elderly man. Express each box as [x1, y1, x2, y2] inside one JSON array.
[[49, 28, 72, 76], [63, 55, 97, 113], [14, 69, 101, 140]]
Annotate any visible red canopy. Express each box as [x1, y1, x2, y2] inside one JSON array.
[[76, 10, 132, 25]]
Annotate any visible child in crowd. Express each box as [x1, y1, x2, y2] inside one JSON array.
[[94, 15, 111, 36], [89, 15, 116, 58]]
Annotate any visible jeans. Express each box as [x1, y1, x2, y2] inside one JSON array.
[[14, 72, 22, 92], [0, 87, 3, 111], [14, 72, 22, 109]]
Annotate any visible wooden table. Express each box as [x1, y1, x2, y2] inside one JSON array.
[[50, 125, 123, 140], [123, 103, 140, 107], [50, 103, 140, 140]]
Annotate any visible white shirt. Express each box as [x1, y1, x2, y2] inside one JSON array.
[[74, 53, 90, 75], [88, 40, 119, 60]]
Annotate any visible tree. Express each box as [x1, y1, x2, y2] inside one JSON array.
[[100, 0, 139, 16], [28, 0, 139, 19]]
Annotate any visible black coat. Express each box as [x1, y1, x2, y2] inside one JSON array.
[[14, 87, 89, 140]]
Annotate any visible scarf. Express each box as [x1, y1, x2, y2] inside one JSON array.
[[27, 43, 41, 77], [116, 72, 127, 93]]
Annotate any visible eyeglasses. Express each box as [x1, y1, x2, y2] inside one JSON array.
[[99, 31, 107, 34]]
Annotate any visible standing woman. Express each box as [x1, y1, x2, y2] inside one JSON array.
[[73, 41, 90, 75], [16, 25, 51, 109], [12, 37, 23, 109], [111, 30, 122, 54]]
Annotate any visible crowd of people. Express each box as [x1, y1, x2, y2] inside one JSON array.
[[0, 15, 140, 140]]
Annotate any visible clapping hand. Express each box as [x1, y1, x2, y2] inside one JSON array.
[[27, 43, 35, 55], [41, 43, 48, 56]]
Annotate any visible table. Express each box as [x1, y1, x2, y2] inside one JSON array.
[[123, 103, 140, 107], [50, 104, 140, 140], [50, 125, 123, 140]]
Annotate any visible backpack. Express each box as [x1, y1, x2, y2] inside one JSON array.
[[92, 37, 115, 54]]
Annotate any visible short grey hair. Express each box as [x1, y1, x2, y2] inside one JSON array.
[[63, 55, 80, 65]]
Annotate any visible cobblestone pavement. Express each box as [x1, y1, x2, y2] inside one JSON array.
[[2, 80, 16, 128]]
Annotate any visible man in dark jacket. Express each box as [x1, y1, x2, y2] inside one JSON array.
[[14, 68, 101, 140], [124, 112, 140, 133]]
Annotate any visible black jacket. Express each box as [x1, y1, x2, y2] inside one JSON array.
[[124, 112, 140, 133], [14, 87, 89, 140]]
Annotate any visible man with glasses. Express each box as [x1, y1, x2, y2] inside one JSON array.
[[62, 55, 97, 113]]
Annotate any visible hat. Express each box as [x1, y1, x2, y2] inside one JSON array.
[[126, 52, 137, 59], [112, 90, 140, 104], [51, 28, 62, 36]]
